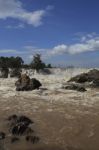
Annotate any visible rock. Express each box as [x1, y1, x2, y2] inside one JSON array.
[[68, 73, 88, 83], [25, 127, 34, 134], [7, 115, 33, 136], [63, 83, 86, 92], [26, 135, 39, 144], [15, 74, 42, 91], [10, 68, 21, 78], [68, 69, 99, 87], [7, 114, 18, 128], [0, 68, 8, 78], [92, 79, 99, 87], [11, 123, 28, 135], [29, 78, 42, 90], [8, 115, 33, 126], [17, 115, 33, 126], [11, 137, 20, 143], [8, 114, 18, 121], [15, 74, 30, 91], [0, 132, 5, 140], [11, 125, 33, 136]]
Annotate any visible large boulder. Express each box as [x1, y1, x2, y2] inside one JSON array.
[[68, 69, 99, 84], [0, 67, 9, 78], [15, 74, 42, 91], [10, 68, 21, 78]]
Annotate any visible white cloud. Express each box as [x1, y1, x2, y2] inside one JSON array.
[[0, 0, 50, 27], [49, 44, 68, 55], [47, 36, 99, 56], [1, 33, 99, 61]]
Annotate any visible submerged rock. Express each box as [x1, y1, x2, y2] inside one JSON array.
[[0, 132, 5, 140], [63, 83, 86, 92], [15, 74, 42, 91], [11, 137, 20, 143], [26, 135, 40, 144]]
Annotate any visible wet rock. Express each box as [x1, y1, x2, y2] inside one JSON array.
[[0, 67, 8, 78], [0, 132, 5, 140], [29, 78, 42, 90], [63, 83, 86, 92], [11, 137, 20, 143], [26, 135, 40, 144], [15, 74, 42, 91], [10, 68, 21, 78], [92, 79, 99, 87], [25, 127, 34, 134], [8, 115, 33, 126], [17, 115, 33, 126], [68, 69, 99, 83], [68, 69, 99, 88], [8, 115, 33, 136], [11, 123, 28, 135], [8, 114, 18, 121], [8, 115, 18, 128]]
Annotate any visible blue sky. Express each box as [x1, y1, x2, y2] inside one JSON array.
[[0, 0, 99, 67]]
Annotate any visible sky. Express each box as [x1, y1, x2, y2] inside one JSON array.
[[0, 0, 99, 67]]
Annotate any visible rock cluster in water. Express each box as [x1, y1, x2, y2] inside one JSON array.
[[15, 74, 42, 91], [68, 69, 99, 85], [0, 114, 40, 145], [66, 69, 99, 90]]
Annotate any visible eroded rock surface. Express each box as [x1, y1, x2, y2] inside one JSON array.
[[15, 74, 42, 91], [68, 69, 99, 88]]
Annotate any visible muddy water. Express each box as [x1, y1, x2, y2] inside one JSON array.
[[0, 76, 99, 150], [0, 91, 99, 150]]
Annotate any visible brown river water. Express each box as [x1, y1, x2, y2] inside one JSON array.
[[0, 75, 99, 150]]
